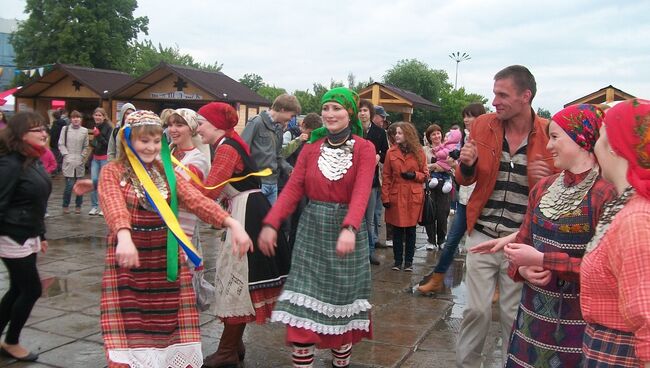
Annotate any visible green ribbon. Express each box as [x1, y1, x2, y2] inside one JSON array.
[[160, 135, 179, 282]]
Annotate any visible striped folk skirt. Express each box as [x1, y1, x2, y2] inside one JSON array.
[[101, 209, 202, 368], [582, 323, 638, 367], [271, 200, 372, 348]]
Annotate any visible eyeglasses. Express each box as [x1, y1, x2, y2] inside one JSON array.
[[28, 127, 48, 133]]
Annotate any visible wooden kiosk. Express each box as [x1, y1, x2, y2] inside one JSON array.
[[358, 82, 440, 122], [13, 63, 133, 124], [110, 62, 271, 132], [564, 85, 636, 107]]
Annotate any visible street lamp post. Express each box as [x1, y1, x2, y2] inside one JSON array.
[[449, 52, 471, 89]]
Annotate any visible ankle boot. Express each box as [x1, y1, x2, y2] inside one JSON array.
[[202, 323, 246, 368], [237, 325, 246, 362], [417, 272, 445, 293]]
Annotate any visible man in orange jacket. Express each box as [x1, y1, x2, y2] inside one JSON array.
[[454, 65, 556, 368]]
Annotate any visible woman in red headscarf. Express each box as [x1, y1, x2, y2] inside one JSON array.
[[196, 102, 291, 368], [580, 99, 650, 367], [471, 104, 616, 367]]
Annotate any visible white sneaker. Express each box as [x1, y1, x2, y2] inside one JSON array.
[[428, 178, 439, 189], [88, 207, 99, 216], [426, 243, 435, 250], [385, 240, 393, 247], [442, 181, 453, 193], [98, 210, 104, 216]]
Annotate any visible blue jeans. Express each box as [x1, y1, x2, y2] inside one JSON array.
[[261, 182, 278, 205], [373, 187, 382, 240], [433, 203, 467, 274], [63, 177, 83, 208], [90, 158, 108, 208], [364, 188, 378, 255]]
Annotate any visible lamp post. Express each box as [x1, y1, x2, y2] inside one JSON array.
[[449, 52, 471, 89]]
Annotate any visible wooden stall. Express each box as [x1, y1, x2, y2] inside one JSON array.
[[564, 85, 636, 107], [110, 62, 271, 132], [358, 82, 440, 122], [13, 63, 133, 125]]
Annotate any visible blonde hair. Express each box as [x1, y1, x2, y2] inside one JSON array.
[[116, 124, 164, 165]]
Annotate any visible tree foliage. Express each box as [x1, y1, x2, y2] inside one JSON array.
[[257, 85, 287, 103], [536, 107, 552, 119], [239, 73, 264, 92], [11, 0, 149, 71], [382, 59, 487, 134], [126, 40, 222, 76]]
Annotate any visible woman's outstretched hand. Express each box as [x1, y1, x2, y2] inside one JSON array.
[[258, 225, 278, 257], [223, 217, 253, 258]]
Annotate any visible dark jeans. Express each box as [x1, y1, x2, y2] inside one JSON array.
[[62, 177, 83, 208], [434, 203, 467, 274], [424, 186, 451, 245], [392, 226, 416, 267], [0, 254, 42, 344]]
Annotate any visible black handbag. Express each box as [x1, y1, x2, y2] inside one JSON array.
[[418, 188, 436, 226]]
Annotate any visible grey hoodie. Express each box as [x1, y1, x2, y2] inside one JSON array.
[[107, 102, 136, 160], [240, 110, 292, 184]]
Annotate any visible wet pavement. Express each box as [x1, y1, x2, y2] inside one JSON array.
[[0, 176, 503, 367]]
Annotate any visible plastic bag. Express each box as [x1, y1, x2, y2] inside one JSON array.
[[192, 267, 215, 312]]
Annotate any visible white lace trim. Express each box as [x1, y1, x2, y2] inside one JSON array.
[[108, 342, 202, 368], [271, 311, 370, 335], [279, 290, 372, 318]]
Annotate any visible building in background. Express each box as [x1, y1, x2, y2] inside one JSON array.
[[0, 18, 18, 90]]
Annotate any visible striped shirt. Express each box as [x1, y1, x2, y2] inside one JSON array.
[[475, 136, 529, 238]]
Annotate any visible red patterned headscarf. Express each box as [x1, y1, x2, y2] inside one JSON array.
[[552, 104, 604, 152], [604, 99, 650, 199], [198, 102, 250, 156]]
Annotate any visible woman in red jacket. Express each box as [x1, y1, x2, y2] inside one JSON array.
[[381, 122, 428, 272]]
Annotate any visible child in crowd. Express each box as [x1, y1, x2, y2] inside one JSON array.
[[427, 126, 461, 193]]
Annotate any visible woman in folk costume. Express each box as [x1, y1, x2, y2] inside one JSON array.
[[471, 104, 616, 367], [194, 102, 291, 368], [580, 99, 650, 367], [96, 110, 252, 368], [258, 87, 376, 368]]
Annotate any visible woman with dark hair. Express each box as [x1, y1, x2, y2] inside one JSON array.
[[382, 121, 428, 272], [259, 87, 376, 368], [417, 103, 486, 293], [194, 102, 291, 368], [88, 107, 113, 215], [580, 99, 650, 367], [0, 112, 52, 362], [58, 110, 88, 214]]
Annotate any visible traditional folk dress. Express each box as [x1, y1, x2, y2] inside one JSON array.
[[98, 161, 229, 368], [581, 189, 650, 367], [505, 168, 616, 367], [264, 135, 376, 348], [200, 137, 290, 324]]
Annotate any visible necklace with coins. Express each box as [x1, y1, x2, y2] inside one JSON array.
[[538, 166, 600, 221], [120, 164, 169, 212], [585, 186, 635, 253], [318, 138, 355, 181]]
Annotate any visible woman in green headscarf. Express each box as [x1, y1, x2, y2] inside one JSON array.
[[259, 87, 376, 368]]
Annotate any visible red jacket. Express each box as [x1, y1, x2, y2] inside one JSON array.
[[455, 112, 556, 234]]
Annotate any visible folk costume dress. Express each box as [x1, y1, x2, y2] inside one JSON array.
[[98, 160, 230, 368], [199, 137, 291, 324], [264, 134, 376, 348], [505, 167, 616, 367]]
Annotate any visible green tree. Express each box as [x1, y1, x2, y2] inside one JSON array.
[[239, 73, 264, 92], [126, 40, 222, 76], [536, 107, 552, 119], [383, 59, 452, 133], [11, 0, 149, 71], [257, 85, 287, 102], [347, 73, 374, 92], [434, 88, 488, 131]]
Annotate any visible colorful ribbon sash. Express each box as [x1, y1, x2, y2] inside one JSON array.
[[170, 155, 272, 189]]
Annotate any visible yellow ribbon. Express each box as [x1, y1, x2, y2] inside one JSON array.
[[124, 142, 201, 266], [170, 155, 272, 190]]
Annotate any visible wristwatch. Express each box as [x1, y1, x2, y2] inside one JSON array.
[[342, 225, 358, 234]]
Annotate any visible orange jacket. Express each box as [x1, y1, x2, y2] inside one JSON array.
[[382, 146, 428, 227], [455, 112, 556, 234]]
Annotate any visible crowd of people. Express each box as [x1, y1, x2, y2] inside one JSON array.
[[0, 64, 649, 368]]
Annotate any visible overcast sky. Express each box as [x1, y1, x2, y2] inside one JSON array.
[[4, 0, 650, 113]]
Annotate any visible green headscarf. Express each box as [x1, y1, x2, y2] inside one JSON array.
[[308, 87, 363, 143]]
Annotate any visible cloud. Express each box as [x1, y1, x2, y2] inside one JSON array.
[[3, 0, 649, 113]]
